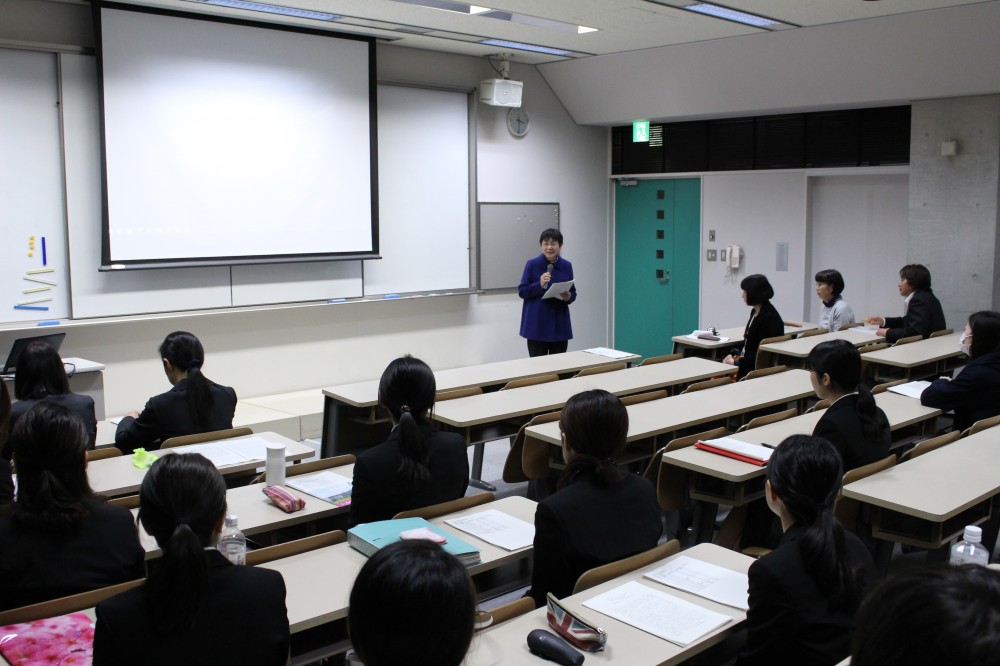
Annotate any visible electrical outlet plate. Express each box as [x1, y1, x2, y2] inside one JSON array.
[[707, 249, 717, 261], [708, 229, 716, 242], [720, 249, 727, 262]]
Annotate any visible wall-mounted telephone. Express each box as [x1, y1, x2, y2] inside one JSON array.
[[725, 244, 742, 277]]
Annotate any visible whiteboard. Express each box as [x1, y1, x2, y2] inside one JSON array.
[[478, 203, 560, 290]]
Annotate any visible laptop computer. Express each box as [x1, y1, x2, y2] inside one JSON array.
[[1, 332, 67, 376]]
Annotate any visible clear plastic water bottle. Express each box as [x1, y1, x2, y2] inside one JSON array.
[[218, 514, 246, 565], [950, 525, 990, 566]]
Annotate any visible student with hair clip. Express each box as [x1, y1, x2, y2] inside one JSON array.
[[0, 381, 13, 504], [724, 274, 784, 379], [94, 453, 289, 665], [807, 340, 890, 471], [851, 565, 1000, 666], [867, 263, 946, 343], [527, 389, 661, 607], [348, 539, 476, 666], [115, 331, 237, 453], [9, 340, 97, 448], [349, 356, 468, 526], [921, 310, 1000, 432], [737, 435, 877, 666], [814, 269, 855, 332], [0, 402, 144, 611]]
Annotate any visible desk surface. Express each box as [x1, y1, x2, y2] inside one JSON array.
[[88, 432, 314, 497], [859, 333, 963, 368], [322, 350, 641, 408], [842, 426, 1000, 521], [433, 358, 733, 428], [526, 369, 814, 446], [259, 495, 537, 633], [467, 543, 752, 666], [759, 328, 883, 359], [671, 323, 817, 351]]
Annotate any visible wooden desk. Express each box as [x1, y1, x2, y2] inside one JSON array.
[[860, 333, 964, 381], [242, 389, 326, 441], [758, 328, 883, 367], [671, 323, 818, 359], [88, 432, 314, 497], [320, 350, 641, 457], [259, 495, 537, 634], [467, 543, 752, 666]]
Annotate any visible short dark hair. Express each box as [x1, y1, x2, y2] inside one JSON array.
[[349, 540, 475, 666], [740, 274, 774, 306], [14, 341, 70, 401], [899, 264, 931, 291], [558, 389, 627, 488], [539, 228, 563, 245], [968, 310, 1000, 359], [814, 269, 845, 296], [852, 565, 1000, 666]]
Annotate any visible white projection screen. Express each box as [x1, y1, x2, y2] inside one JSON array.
[[95, 4, 377, 269]]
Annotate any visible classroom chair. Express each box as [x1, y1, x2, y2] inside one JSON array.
[[501, 374, 559, 391], [930, 328, 954, 337], [892, 335, 922, 346], [574, 362, 626, 378], [897, 431, 960, 463], [393, 492, 495, 521], [107, 494, 140, 510], [739, 365, 788, 382], [833, 454, 896, 536], [478, 597, 535, 629], [681, 376, 731, 394], [245, 530, 346, 567], [804, 399, 831, 414], [87, 447, 122, 461], [251, 453, 356, 485], [782, 321, 802, 328], [736, 407, 797, 433], [755, 334, 793, 369], [871, 379, 907, 395], [572, 540, 680, 595], [0, 578, 144, 626], [502, 412, 560, 484], [160, 426, 253, 449], [620, 389, 668, 406], [638, 353, 682, 366], [962, 414, 1000, 438], [436, 386, 483, 401], [798, 328, 828, 337]]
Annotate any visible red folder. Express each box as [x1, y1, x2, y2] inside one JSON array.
[[694, 441, 768, 466]]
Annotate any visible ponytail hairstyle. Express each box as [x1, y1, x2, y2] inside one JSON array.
[[14, 340, 71, 401], [159, 331, 214, 430], [806, 340, 883, 440], [558, 389, 627, 489], [138, 453, 227, 633], [378, 356, 437, 485], [9, 401, 96, 532], [968, 310, 1000, 359], [766, 435, 864, 609]]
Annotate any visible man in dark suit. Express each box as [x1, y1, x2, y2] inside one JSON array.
[[868, 264, 946, 344]]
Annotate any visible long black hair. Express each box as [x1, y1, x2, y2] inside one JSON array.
[[807, 340, 883, 440], [9, 401, 97, 532], [378, 356, 437, 485], [159, 331, 215, 430], [766, 435, 865, 609], [138, 452, 227, 633], [13, 341, 71, 401], [558, 389, 627, 489], [0, 380, 10, 461], [968, 310, 1000, 359]]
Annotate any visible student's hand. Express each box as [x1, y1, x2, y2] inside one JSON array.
[[876, 328, 888, 338], [540, 272, 552, 288], [560, 291, 571, 301], [866, 316, 883, 326], [937, 376, 952, 381], [126, 410, 140, 418], [723, 355, 736, 365]]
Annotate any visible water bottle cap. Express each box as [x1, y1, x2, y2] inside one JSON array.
[[963, 525, 982, 543], [225, 514, 239, 527]]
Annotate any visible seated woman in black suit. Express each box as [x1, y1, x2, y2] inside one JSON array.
[[8, 340, 97, 448], [94, 453, 289, 665], [921, 310, 1000, 432], [724, 274, 784, 379], [0, 402, 144, 611], [115, 331, 237, 453], [349, 539, 475, 666], [808, 340, 890, 471], [737, 435, 877, 666], [527, 389, 662, 607], [350, 356, 469, 526]]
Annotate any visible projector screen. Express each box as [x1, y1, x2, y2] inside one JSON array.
[[95, 3, 377, 269]]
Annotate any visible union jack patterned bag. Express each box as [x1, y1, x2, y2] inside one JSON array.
[[545, 593, 607, 652]]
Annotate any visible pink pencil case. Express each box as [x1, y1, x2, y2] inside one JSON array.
[[263, 485, 306, 513]]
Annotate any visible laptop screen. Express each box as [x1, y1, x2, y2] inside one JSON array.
[[2, 332, 67, 375]]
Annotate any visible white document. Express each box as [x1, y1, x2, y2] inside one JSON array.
[[542, 279, 574, 300], [582, 580, 732, 647], [686, 330, 731, 342], [178, 442, 252, 467], [887, 380, 932, 400], [286, 470, 353, 503], [644, 556, 749, 610], [444, 508, 535, 551], [583, 347, 634, 359], [700, 437, 773, 463], [220, 436, 274, 462]]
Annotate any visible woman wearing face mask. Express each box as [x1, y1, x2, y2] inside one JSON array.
[[921, 310, 1000, 432]]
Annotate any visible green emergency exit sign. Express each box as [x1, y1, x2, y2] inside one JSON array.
[[633, 120, 650, 142]]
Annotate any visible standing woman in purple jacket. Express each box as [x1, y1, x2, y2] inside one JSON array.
[[518, 228, 577, 357]]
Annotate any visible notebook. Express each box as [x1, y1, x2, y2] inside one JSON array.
[[348, 517, 480, 566]]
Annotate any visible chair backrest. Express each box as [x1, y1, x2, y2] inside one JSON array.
[[859, 342, 890, 353], [480, 597, 536, 629], [573, 540, 680, 595], [574, 363, 626, 378], [871, 378, 906, 395], [651, 426, 727, 511], [639, 353, 682, 366], [393, 492, 495, 520], [760, 333, 793, 346], [804, 398, 831, 414], [161, 426, 253, 449], [87, 447, 122, 461], [963, 414, 1000, 437], [620, 389, 667, 406], [681, 376, 731, 394], [782, 321, 802, 328], [520, 411, 563, 480], [0, 578, 145, 626], [930, 328, 954, 338], [501, 373, 559, 391], [834, 454, 896, 534], [285, 454, 356, 479], [893, 334, 922, 346], [898, 431, 961, 463], [107, 494, 141, 510], [436, 386, 483, 402], [246, 530, 346, 566], [504, 411, 561, 483], [799, 328, 828, 337], [737, 407, 798, 433], [739, 365, 788, 382], [756, 334, 793, 369]]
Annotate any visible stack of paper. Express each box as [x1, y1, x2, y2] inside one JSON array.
[[286, 470, 353, 507], [444, 509, 535, 551], [178, 436, 274, 467], [694, 437, 772, 466], [583, 347, 634, 359], [887, 380, 932, 400], [643, 556, 749, 610]]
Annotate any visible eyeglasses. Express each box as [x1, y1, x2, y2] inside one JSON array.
[[541, 241, 561, 248]]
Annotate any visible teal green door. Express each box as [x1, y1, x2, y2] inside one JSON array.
[[614, 179, 701, 360]]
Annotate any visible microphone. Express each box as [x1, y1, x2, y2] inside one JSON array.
[[546, 263, 554, 275], [526, 629, 584, 666]]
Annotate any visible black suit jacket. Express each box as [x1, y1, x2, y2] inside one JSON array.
[[921, 351, 1000, 432], [736, 524, 877, 666], [349, 423, 469, 526], [94, 550, 289, 666], [737, 301, 784, 378], [812, 394, 891, 471], [0, 502, 145, 611], [527, 471, 662, 607], [9, 392, 98, 451], [883, 289, 946, 343], [115, 378, 237, 453], [0, 459, 12, 506]]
